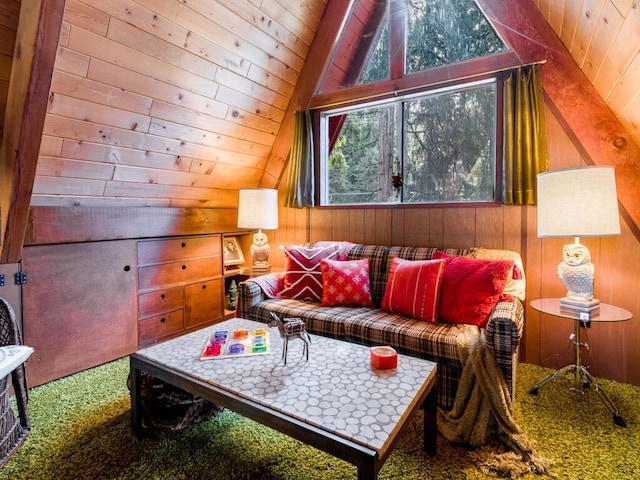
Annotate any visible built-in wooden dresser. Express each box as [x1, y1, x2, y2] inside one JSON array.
[[137, 234, 223, 347]]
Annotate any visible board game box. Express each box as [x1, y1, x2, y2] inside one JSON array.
[[200, 327, 270, 360]]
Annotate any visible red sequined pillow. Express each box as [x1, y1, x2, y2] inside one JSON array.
[[320, 258, 373, 307], [381, 257, 446, 323], [279, 245, 346, 301]]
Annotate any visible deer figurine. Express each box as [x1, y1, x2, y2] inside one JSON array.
[[268, 312, 311, 364]]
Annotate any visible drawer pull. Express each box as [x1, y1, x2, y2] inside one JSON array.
[[202, 285, 206, 290], [181, 242, 186, 248], [160, 294, 165, 299], [182, 265, 187, 270], [160, 317, 166, 323]]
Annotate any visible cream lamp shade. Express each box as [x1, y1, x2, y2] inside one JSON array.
[[237, 189, 279, 273], [536, 166, 620, 311], [537, 167, 620, 238]]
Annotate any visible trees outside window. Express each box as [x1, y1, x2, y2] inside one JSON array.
[[321, 80, 496, 206], [315, 0, 506, 207]]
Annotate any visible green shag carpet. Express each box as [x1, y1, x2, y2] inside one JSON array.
[[2, 360, 639, 479]]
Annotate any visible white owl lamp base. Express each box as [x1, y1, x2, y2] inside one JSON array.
[[249, 230, 272, 274], [557, 240, 600, 313]]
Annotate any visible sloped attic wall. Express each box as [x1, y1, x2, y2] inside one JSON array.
[[534, 0, 640, 149], [34, 0, 328, 208]]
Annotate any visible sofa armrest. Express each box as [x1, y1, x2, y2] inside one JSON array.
[[236, 274, 280, 319], [485, 298, 524, 359]]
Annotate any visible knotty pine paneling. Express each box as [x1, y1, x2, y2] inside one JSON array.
[[51, 70, 153, 115], [33, 0, 327, 207], [535, 0, 640, 149]]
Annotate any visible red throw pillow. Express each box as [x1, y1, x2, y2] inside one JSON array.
[[433, 253, 515, 327], [279, 245, 346, 301], [320, 258, 373, 307], [381, 257, 446, 323]]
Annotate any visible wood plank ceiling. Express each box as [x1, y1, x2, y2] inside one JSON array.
[[534, 0, 640, 149], [35, 0, 328, 209], [0, 0, 638, 209]]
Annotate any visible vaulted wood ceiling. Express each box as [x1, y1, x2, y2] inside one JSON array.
[[536, 0, 639, 147], [0, 0, 638, 254]]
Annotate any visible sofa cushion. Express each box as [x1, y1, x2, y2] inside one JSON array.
[[346, 245, 474, 306], [279, 244, 346, 301], [245, 298, 375, 339], [344, 309, 469, 364], [434, 253, 514, 327], [381, 258, 445, 323], [0, 345, 33, 379], [470, 247, 526, 302], [320, 258, 373, 307]]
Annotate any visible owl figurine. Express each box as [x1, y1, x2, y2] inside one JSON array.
[[557, 243, 595, 302], [250, 231, 270, 269]]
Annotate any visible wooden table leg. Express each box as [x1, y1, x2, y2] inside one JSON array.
[[357, 462, 376, 480], [423, 382, 437, 456], [129, 357, 144, 440]]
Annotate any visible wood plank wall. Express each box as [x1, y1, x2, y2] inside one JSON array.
[[0, 1, 20, 137], [35, 0, 326, 208], [534, 0, 640, 149], [275, 104, 640, 388]]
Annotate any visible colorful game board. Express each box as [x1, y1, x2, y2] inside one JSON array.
[[200, 328, 270, 360]]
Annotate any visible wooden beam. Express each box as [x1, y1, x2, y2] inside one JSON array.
[[25, 206, 240, 245], [260, 0, 356, 188], [0, 0, 65, 263], [477, 0, 640, 240]]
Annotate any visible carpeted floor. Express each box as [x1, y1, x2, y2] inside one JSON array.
[[1, 359, 639, 479]]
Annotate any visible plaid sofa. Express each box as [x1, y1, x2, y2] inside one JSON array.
[[237, 243, 525, 410]]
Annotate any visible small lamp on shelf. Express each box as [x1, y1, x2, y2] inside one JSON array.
[[237, 188, 279, 274], [537, 166, 621, 312]]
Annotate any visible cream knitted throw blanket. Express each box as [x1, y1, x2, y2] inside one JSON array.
[[437, 327, 553, 479]]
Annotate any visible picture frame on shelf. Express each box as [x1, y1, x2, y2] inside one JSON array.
[[223, 236, 244, 269]]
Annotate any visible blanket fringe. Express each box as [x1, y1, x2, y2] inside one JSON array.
[[438, 327, 553, 478]]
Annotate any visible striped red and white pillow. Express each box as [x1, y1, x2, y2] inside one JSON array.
[[381, 257, 446, 323]]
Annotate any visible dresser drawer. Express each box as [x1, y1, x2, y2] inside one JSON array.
[[138, 235, 221, 265], [138, 286, 183, 318], [139, 309, 184, 342], [138, 257, 221, 291], [184, 278, 223, 328]]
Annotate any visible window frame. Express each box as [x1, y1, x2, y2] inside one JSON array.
[[316, 75, 504, 208]]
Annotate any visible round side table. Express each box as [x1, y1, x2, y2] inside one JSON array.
[[529, 298, 632, 427]]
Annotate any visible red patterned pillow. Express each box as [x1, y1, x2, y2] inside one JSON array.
[[320, 258, 373, 307], [380, 258, 446, 323], [433, 253, 514, 327], [279, 245, 346, 301]]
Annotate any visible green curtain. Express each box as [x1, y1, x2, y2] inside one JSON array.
[[503, 64, 549, 205], [285, 110, 315, 208]]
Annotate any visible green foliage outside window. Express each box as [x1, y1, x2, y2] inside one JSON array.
[[406, 0, 506, 72], [323, 81, 496, 205], [320, 0, 505, 206]]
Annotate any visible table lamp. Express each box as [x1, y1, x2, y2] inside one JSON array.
[[537, 166, 621, 312], [237, 188, 279, 274]]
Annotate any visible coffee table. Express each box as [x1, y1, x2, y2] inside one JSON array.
[[130, 318, 437, 480]]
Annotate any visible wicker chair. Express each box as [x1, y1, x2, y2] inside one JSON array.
[[0, 297, 30, 467]]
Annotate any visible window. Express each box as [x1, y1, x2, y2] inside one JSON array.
[[320, 79, 498, 206], [405, 0, 507, 73], [314, 0, 508, 207], [318, 0, 507, 93]]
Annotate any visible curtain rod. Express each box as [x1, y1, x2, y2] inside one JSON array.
[[309, 59, 548, 111]]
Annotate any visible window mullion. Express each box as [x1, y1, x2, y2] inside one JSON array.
[[397, 100, 405, 203]]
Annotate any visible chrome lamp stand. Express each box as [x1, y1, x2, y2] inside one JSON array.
[[527, 317, 626, 427]]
